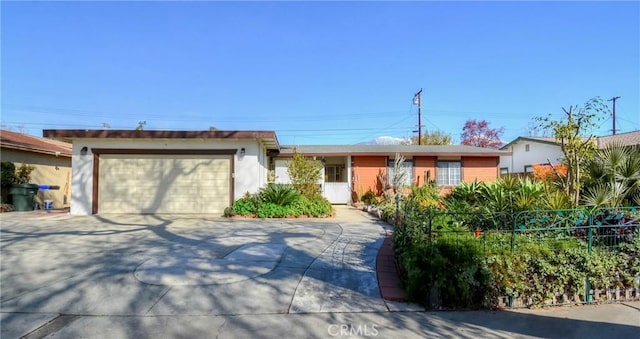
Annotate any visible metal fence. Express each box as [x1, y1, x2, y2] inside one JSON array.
[[396, 205, 640, 307]]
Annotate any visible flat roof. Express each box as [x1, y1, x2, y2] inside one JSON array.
[[43, 129, 280, 150]]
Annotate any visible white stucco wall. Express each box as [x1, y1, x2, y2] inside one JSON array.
[[499, 140, 564, 174], [69, 138, 268, 215], [274, 159, 291, 184]]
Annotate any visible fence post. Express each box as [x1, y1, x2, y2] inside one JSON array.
[[511, 212, 519, 253], [427, 210, 433, 247], [585, 211, 594, 304], [395, 195, 400, 225]]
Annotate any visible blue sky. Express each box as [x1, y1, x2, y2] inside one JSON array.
[[2, 1, 639, 145]]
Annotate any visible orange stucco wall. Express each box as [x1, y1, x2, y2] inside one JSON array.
[[351, 155, 500, 199], [352, 156, 387, 196], [413, 156, 437, 186], [462, 156, 499, 183]]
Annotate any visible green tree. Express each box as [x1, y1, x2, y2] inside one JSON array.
[[410, 130, 452, 145], [535, 97, 610, 206], [135, 121, 146, 130], [287, 152, 322, 197]]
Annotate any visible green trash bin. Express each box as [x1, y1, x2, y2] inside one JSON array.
[[9, 183, 39, 211]]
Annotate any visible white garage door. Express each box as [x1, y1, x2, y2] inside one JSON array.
[[98, 154, 231, 214]]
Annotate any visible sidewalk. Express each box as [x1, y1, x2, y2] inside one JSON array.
[[3, 302, 638, 338]]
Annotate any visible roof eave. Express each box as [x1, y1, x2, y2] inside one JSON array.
[[43, 129, 281, 150], [1, 143, 72, 158]]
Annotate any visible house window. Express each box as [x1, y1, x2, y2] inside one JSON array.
[[500, 167, 509, 175], [388, 159, 413, 186], [524, 165, 534, 173], [437, 161, 461, 186], [525, 144, 530, 152], [325, 165, 345, 182]]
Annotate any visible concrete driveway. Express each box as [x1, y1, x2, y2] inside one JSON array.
[[0, 207, 400, 336], [1, 207, 639, 338]]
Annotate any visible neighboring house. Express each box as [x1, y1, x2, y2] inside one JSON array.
[[43, 129, 509, 215], [499, 137, 565, 175], [275, 145, 508, 204], [500, 130, 640, 174], [0, 130, 72, 208], [597, 130, 640, 148]]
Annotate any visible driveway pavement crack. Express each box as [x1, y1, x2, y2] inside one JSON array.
[[145, 286, 172, 314], [286, 223, 344, 313], [621, 302, 640, 311], [215, 318, 228, 338], [20, 314, 80, 339], [0, 266, 109, 304]]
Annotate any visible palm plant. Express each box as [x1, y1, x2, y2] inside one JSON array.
[[583, 142, 640, 207], [582, 182, 628, 208], [446, 180, 483, 205], [258, 184, 301, 206]]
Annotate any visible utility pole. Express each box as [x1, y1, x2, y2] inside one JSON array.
[[413, 89, 423, 145], [608, 96, 621, 135]]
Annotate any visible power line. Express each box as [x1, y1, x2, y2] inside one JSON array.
[[2, 103, 551, 122], [1, 120, 411, 133], [1, 103, 412, 122]]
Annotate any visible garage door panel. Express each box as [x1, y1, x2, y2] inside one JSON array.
[[99, 154, 230, 214]]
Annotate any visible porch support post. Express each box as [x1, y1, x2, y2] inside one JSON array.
[[347, 155, 352, 203]]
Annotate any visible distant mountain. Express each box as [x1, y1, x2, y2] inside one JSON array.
[[357, 136, 410, 145]]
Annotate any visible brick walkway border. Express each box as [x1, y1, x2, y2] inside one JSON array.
[[376, 230, 406, 302]]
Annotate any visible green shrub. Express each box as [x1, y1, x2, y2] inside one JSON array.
[[286, 193, 332, 217], [258, 183, 300, 206], [231, 192, 259, 215], [406, 184, 440, 209], [287, 152, 322, 198], [399, 236, 493, 309], [378, 196, 397, 220], [223, 206, 235, 217], [361, 190, 379, 205], [256, 202, 289, 218], [15, 163, 35, 184], [397, 205, 640, 309], [1, 162, 17, 186]]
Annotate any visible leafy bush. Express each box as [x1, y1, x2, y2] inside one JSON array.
[[406, 184, 440, 209], [441, 177, 558, 230], [398, 235, 493, 309], [360, 190, 379, 205], [287, 152, 322, 198], [397, 208, 640, 309], [15, 163, 35, 184], [228, 188, 332, 218], [231, 192, 259, 215], [258, 183, 300, 206], [256, 202, 289, 218], [1, 162, 17, 186], [223, 206, 235, 217], [377, 195, 397, 220], [290, 193, 333, 217]]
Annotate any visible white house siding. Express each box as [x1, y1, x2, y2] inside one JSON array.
[[500, 141, 564, 174], [69, 138, 267, 215], [274, 159, 291, 184]]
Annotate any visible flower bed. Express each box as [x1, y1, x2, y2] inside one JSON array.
[[224, 184, 333, 218]]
